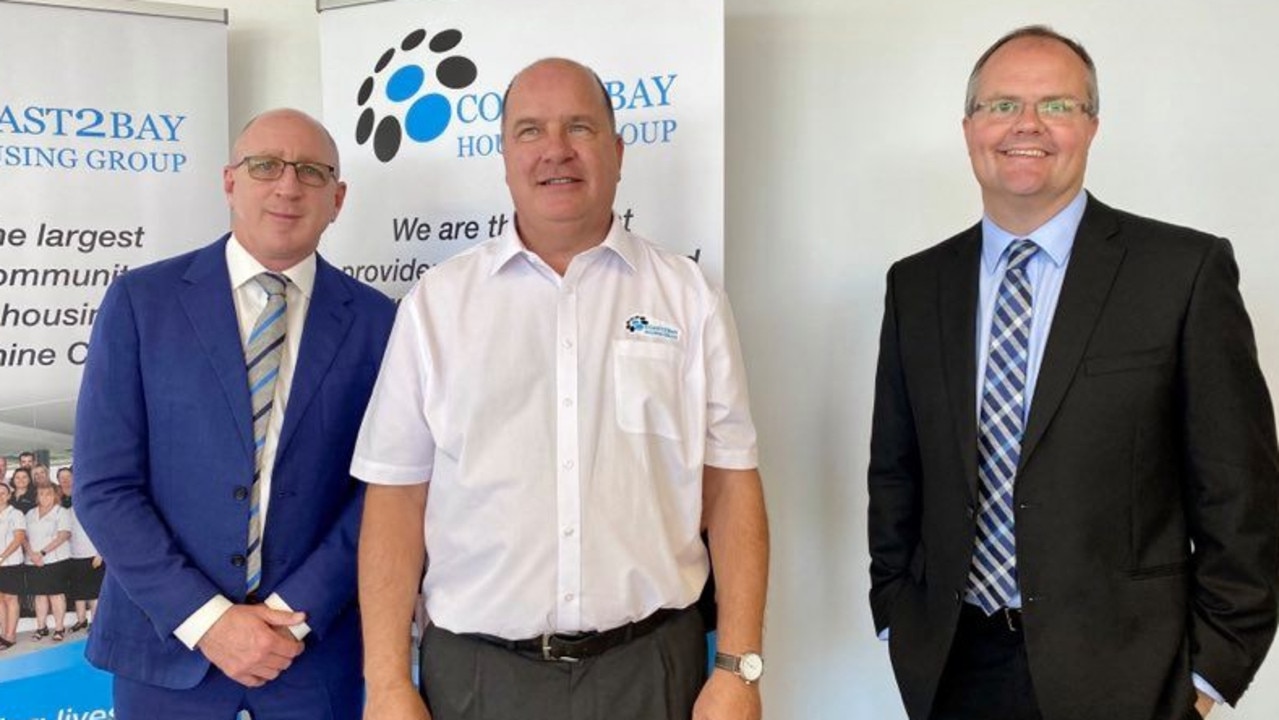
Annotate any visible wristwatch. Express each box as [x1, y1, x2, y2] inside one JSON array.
[[714, 651, 764, 684]]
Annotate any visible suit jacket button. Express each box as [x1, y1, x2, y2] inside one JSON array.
[[231, 554, 246, 568], [965, 504, 975, 519], [953, 590, 963, 603], [233, 486, 248, 501]]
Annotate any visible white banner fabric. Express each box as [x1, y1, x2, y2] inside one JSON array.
[[318, 0, 724, 298], [0, 1, 229, 458]]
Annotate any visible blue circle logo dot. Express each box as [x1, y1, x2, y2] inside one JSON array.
[[405, 94, 451, 142], [386, 66, 425, 103]]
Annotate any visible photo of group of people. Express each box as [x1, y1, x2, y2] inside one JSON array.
[[0, 450, 103, 655]]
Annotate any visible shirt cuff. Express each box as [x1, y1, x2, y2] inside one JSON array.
[[266, 592, 312, 641], [1192, 673, 1223, 705], [174, 595, 233, 650], [878, 628, 889, 641]]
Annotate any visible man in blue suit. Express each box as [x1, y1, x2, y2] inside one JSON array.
[[75, 108, 396, 719]]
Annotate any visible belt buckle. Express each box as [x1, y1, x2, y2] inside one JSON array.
[[541, 633, 580, 663]]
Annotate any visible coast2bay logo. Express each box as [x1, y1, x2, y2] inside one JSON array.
[[624, 315, 680, 341], [354, 28, 478, 162]]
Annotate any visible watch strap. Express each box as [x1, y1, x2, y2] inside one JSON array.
[[714, 651, 740, 674]]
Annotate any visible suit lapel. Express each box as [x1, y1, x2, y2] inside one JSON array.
[[275, 256, 354, 465], [941, 226, 982, 500], [1019, 197, 1125, 468], [180, 235, 256, 464]]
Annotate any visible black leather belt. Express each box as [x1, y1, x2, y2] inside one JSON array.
[[469, 608, 679, 662], [962, 602, 1023, 633]]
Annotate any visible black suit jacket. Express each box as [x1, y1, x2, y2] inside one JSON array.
[[868, 195, 1279, 720]]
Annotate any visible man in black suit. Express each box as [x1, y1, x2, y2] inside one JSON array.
[[868, 25, 1279, 720]]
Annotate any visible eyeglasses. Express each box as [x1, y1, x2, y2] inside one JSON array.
[[970, 97, 1094, 122], [230, 155, 336, 187]]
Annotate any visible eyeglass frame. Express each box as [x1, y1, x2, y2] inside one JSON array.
[[967, 96, 1096, 122], [228, 155, 339, 187]]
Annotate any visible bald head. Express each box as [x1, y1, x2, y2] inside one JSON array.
[[223, 107, 348, 271], [502, 58, 616, 136], [234, 108, 341, 177]]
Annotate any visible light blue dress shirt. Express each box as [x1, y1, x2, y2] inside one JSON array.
[[970, 190, 1221, 705], [975, 190, 1086, 436]]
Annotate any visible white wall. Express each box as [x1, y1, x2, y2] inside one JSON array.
[[163, 0, 1279, 717]]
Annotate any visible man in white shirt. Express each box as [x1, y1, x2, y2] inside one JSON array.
[[354, 58, 769, 720], [75, 108, 396, 719]]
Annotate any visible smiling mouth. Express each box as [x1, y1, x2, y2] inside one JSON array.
[[1003, 148, 1048, 158], [540, 177, 579, 186]]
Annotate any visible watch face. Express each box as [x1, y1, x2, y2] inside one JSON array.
[[740, 652, 764, 681]]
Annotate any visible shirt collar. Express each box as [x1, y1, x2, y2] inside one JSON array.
[[489, 214, 637, 276], [981, 190, 1087, 272], [226, 234, 316, 299]]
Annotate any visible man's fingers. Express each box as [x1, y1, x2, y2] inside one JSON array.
[[251, 605, 307, 628]]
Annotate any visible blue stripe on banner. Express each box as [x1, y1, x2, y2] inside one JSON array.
[[0, 637, 113, 719]]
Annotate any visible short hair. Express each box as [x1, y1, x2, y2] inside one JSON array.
[[18, 451, 34, 461], [35, 480, 61, 498], [57, 466, 72, 478], [501, 58, 617, 136], [964, 25, 1099, 117]]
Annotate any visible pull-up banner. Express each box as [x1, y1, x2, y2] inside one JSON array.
[[0, 1, 228, 717], [318, 0, 725, 295]]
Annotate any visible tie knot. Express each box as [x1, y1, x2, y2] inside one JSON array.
[[1006, 239, 1038, 272], [256, 272, 288, 298]]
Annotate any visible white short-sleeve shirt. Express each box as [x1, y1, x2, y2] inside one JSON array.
[[68, 507, 99, 559], [351, 218, 758, 638], [25, 504, 72, 564]]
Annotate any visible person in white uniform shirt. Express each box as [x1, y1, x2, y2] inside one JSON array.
[[65, 467, 103, 634], [0, 482, 27, 650], [25, 482, 72, 641], [353, 57, 770, 720]]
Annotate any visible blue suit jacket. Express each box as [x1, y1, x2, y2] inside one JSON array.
[[74, 236, 396, 691]]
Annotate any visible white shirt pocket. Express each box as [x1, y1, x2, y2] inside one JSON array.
[[612, 339, 685, 441]]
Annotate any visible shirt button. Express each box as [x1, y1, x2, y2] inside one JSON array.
[[563, 338, 574, 349], [234, 486, 249, 501], [231, 554, 246, 568], [564, 593, 575, 603], [562, 398, 573, 408], [563, 460, 575, 470], [563, 527, 576, 537]]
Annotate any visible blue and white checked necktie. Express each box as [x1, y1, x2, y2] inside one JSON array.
[[966, 239, 1038, 614], [244, 272, 288, 594]]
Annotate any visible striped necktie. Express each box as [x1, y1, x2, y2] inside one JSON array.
[[966, 239, 1038, 614], [244, 272, 288, 594]]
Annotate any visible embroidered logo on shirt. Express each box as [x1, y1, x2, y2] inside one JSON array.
[[624, 315, 681, 341]]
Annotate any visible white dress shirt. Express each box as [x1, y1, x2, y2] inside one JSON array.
[[173, 235, 315, 649], [351, 218, 758, 639]]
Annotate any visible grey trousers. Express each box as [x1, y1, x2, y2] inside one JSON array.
[[420, 606, 707, 720]]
